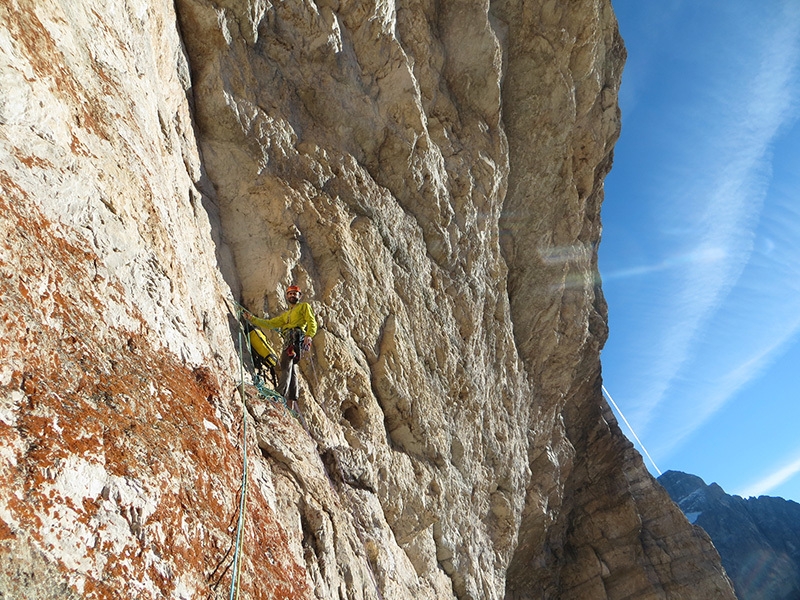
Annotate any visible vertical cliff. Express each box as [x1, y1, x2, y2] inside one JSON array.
[[0, 0, 735, 599]]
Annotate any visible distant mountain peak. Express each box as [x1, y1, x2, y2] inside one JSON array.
[[659, 470, 800, 600]]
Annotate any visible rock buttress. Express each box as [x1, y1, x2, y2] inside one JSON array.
[[0, 0, 737, 598], [494, 0, 735, 598], [0, 0, 307, 597]]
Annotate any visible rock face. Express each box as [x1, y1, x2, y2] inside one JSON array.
[[659, 470, 800, 600], [0, 0, 736, 599]]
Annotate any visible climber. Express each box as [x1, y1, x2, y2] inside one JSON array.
[[244, 285, 317, 411]]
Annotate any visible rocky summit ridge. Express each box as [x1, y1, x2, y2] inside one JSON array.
[[1, 1, 735, 598], [659, 470, 800, 600]]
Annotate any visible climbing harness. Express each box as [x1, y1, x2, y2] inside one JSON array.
[[284, 327, 305, 361]]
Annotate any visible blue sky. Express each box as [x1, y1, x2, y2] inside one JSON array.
[[600, 0, 800, 501]]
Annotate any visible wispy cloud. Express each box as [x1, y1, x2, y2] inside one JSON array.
[[602, 247, 725, 282], [651, 317, 800, 457], [740, 452, 800, 498], [624, 3, 800, 439]]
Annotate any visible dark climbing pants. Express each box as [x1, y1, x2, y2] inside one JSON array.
[[277, 329, 303, 401]]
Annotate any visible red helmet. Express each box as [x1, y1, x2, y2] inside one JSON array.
[[286, 285, 301, 294]]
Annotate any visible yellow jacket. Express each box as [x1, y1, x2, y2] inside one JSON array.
[[251, 302, 317, 338]]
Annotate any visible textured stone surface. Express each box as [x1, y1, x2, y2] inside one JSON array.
[[0, 0, 306, 597], [0, 0, 736, 598], [660, 470, 800, 600]]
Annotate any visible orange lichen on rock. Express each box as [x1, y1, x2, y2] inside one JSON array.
[[0, 178, 310, 598]]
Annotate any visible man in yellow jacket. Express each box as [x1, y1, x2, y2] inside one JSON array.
[[246, 285, 317, 408]]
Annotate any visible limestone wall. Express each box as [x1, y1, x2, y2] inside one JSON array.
[[0, 0, 735, 598]]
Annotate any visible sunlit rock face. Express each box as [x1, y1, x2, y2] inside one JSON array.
[[0, 0, 735, 598], [0, 1, 307, 598]]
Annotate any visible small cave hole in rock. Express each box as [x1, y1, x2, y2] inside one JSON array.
[[342, 402, 366, 430]]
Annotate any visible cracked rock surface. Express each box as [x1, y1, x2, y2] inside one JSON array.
[[0, 0, 735, 598]]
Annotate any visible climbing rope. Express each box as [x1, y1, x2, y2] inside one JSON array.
[[229, 311, 249, 600], [224, 297, 384, 598], [602, 385, 662, 475], [223, 295, 314, 598]]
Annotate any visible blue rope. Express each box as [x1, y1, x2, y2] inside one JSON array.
[[229, 311, 249, 600], [223, 295, 318, 600], [225, 295, 311, 599]]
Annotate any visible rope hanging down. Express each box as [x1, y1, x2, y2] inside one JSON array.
[[224, 294, 315, 599], [229, 308, 250, 600]]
